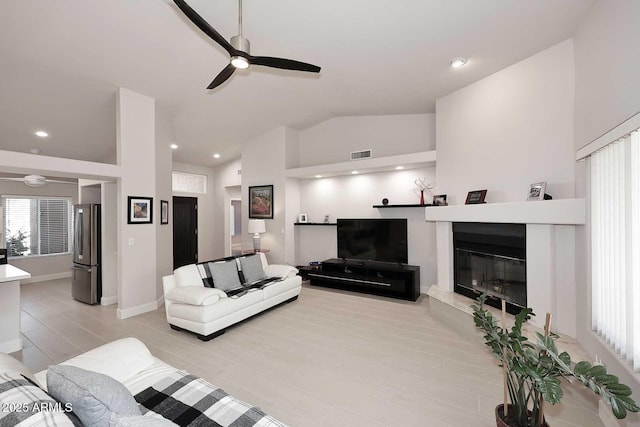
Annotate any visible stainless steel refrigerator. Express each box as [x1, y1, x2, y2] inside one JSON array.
[[72, 204, 101, 304]]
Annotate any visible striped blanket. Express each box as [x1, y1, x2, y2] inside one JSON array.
[[135, 370, 287, 427]]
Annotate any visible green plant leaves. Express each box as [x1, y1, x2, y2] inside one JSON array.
[[471, 294, 640, 426]]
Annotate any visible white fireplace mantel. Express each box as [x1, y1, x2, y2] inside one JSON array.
[[425, 198, 585, 337], [424, 199, 585, 225]]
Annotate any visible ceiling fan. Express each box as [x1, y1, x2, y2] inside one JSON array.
[[0, 175, 75, 188], [173, 0, 321, 89]]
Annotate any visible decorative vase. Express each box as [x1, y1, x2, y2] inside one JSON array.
[[495, 404, 549, 427], [420, 190, 425, 205]]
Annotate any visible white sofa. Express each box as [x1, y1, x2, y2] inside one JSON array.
[[162, 253, 302, 340], [0, 338, 287, 426]]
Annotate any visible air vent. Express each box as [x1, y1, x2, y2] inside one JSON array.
[[350, 149, 372, 161]]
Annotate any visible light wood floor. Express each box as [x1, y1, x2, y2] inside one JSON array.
[[11, 279, 603, 427]]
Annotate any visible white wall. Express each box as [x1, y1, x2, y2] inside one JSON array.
[[298, 114, 435, 167], [436, 40, 576, 205], [155, 107, 173, 298], [296, 167, 437, 292], [241, 127, 288, 264], [172, 162, 217, 262], [0, 180, 77, 283], [573, 0, 640, 416], [212, 159, 242, 258], [116, 87, 157, 319], [573, 0, 640, 150]]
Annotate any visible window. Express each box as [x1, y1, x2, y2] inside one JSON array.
[[2, 196, 73, 257], [590, 129, 640, 370]]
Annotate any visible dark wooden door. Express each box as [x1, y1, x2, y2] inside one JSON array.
[[173, 196, 198, 269]]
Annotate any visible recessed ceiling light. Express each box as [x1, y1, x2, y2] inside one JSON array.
[[170, 144, 178, 149], [213, 153, 221, 159], [450, 57, 467, 68], [315, 175, 323, 179], [395, 166, 404, 170], [35, 130, 48, 138], [351, 171, 359, 175]]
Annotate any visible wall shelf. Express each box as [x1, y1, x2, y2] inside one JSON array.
[[424, 199, 586, 225], [294, 222, 337, 226], [373, 204, 433, 208]]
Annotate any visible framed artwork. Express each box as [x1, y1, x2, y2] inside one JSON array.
[[249, 185, 274, 219], [527, 182, 547, 201], [298, 213, 308, 223], [161, 200, 169, 225], [465, 189, 487, 205], [128, 196, 153, 224], [432, 194, 448, 206]]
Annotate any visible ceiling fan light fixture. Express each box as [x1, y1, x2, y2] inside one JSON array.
[[24, 175, 47, 187], [231, 56, 249, 69]]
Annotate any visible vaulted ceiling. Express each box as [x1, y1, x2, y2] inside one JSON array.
[[0, 0, 594, 167]]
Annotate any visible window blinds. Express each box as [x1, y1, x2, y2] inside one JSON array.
[[2, 196, 72, 257], [591, 130, 640, 370]]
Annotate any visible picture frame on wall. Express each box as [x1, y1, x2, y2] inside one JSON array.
[[465, 189, 487, 205], [128, 196, 153, 224], [527, 182, 547, 201], [432, 194, 448, 206], [160, 200, 169, 225], [249, 185, 274, 219]]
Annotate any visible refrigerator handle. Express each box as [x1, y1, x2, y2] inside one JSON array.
[[76, 209, 84, 260]]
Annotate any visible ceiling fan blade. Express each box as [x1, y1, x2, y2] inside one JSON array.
[[207, 64, 236, 89], [0, 177, 24, 182], [46, 179, 76, 185], [173, 0, 235, 56], [250, 56, 321, 73]]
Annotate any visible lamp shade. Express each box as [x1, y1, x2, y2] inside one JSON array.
[[247, 219, 266, 234]]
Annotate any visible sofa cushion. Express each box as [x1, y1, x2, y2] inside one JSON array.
[[0, 371, 77, 426], [263, 276, 303, 299], [47, 365, 141, 427], [168, 289, 264, 323], [36, 338, 155, 390], [173, 264, 204, 288], [111, 414, 176, 426], [165, 287, 225, 306], [266, 264, 299, 279], [239, 255, 267, 284], [208, 260, 242, 291]]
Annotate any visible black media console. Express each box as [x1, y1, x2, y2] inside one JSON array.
[[307, 258, 420, 301]]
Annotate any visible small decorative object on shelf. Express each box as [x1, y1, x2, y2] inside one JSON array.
[[465, 189, 487, 204], [527, 182, 552, 201], [432, 194, 447, 206], [414, 178, 435, 206], [323, 215, 330, 223], [298, 213, 308, 223], [382, 198, 389, 205]]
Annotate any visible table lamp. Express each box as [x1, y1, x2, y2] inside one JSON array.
[[247, 219, 266, 252]]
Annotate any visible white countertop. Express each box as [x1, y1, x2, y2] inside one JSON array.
[[0, 264, 31, 283]]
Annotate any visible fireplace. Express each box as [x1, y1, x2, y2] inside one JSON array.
[[453, 222, 526, 314]]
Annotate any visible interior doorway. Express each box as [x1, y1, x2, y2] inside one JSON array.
[[230, 199, 242, 256], [173, 196, 198, 269]]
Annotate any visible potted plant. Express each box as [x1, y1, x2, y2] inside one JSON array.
[[472, 294, 640, 427]]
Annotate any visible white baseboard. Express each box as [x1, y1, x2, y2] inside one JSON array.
[[0, 338, 22, 353], [21, 272, 72, 284], [101, 295, 118, 306], [117, 300, 159, 320]]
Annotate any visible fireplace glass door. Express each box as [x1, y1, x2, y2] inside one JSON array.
[[455, 248, 526, 309]]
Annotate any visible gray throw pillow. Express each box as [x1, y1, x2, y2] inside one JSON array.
[[240, 255, 267, 284], [46, 365, 141, 427], [208, 260, 242, 291]]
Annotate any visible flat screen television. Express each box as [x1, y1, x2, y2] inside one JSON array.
[[337, 218, 408, 264]]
